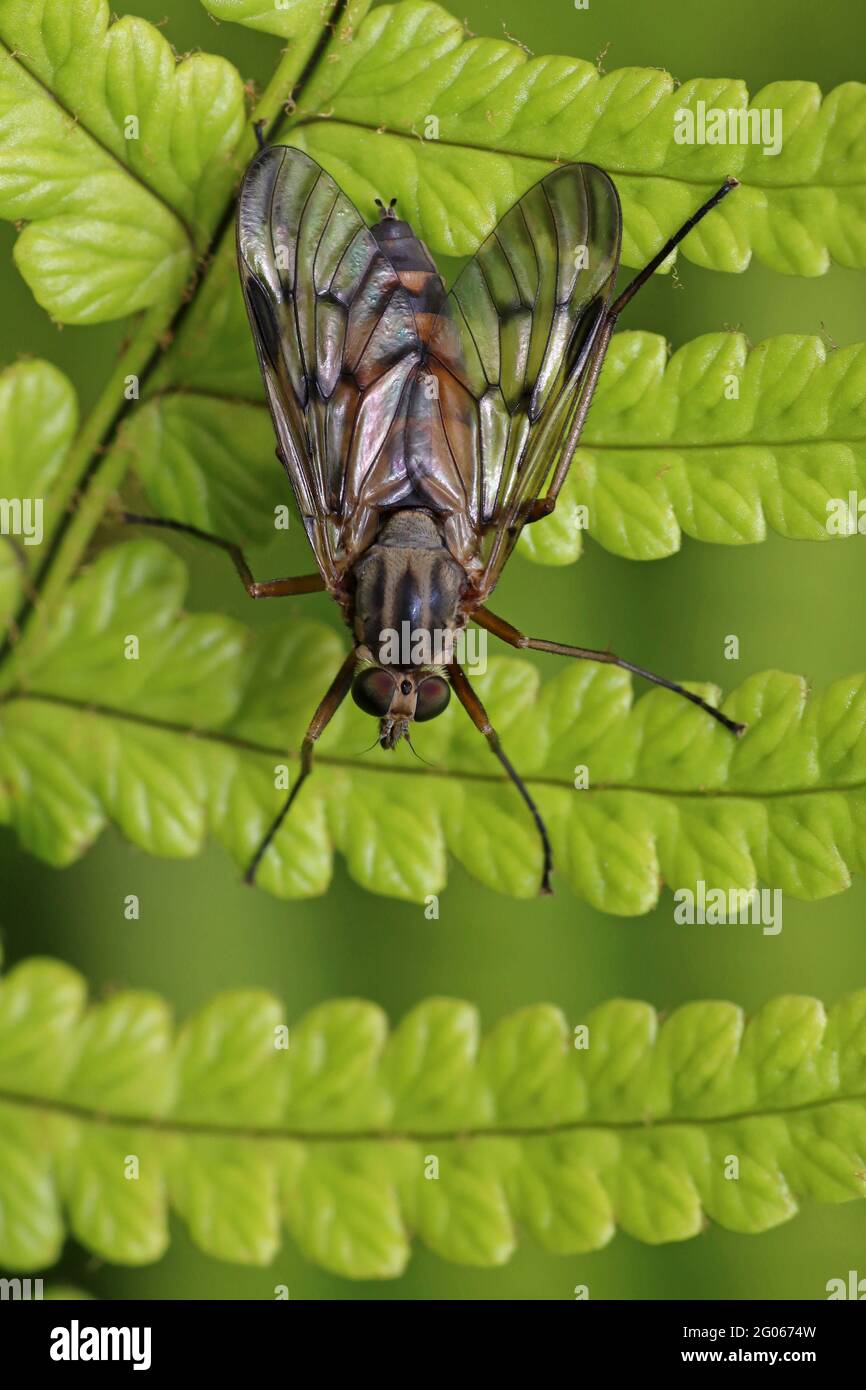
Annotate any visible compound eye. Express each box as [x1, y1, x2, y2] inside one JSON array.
[[414, 676, 451, 722], [352, 668, 395, 717]]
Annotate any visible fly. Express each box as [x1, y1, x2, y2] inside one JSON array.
[[126, 131, 742, 894]]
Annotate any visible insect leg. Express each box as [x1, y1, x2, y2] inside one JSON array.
[[474, 607, 746, 737], [608, 177, 739, 317], [244, 649, 358, 886], [119, 514, 324, 598], [529, 178, 739, 525], [448, 661, 553, 896], [527, 311, 616, 522]]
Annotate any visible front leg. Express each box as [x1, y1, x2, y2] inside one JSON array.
[[448, 660, 553, 895], [245, 649, 358, 886], [120, 514, 324, 599], [474, 607, 745, 737]]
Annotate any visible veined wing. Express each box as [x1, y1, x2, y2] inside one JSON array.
[[237, 145, 429, 583], [421, 163, 622, 594]]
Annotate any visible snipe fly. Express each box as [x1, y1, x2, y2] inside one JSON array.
[[128, 134, 741, 893]]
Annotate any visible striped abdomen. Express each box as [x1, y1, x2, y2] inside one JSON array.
[[370, 214, 447, 340]]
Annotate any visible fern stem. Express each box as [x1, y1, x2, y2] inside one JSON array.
[[0, 1085, 862, 1143], [0, 4, 349, 691]]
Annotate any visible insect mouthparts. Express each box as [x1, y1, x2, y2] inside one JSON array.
[[380, 717, 409, 750]]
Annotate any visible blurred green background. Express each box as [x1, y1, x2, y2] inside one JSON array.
[[2, 0, 866, 1300]]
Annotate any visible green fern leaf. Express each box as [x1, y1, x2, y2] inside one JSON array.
[[201, 0, 370, 39], [280, 0, 866, 274], [526, 330, 866, 562], [0, 2, 863, 901], [2, 959, 864, 1276], [3, 513, 866, 907], [0, 0, 247, 321], [0, 360, 78, 626]]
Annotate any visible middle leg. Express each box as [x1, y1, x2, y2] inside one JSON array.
[[120, 513, 324, 599], [474, 607, 745, 736]]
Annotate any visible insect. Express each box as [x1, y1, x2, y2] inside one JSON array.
[[127, 134, 742, 894]]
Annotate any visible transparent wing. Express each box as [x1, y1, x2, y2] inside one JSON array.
[[422, 163, 622, 593], [236, 145, 426, 582]]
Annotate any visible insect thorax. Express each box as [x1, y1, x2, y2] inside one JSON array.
[[351, 510, 466, 668]]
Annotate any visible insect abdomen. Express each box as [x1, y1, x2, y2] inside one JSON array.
[[371, 218, 446, 337]]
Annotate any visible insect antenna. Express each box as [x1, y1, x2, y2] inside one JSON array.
[[374, 196, 398, 220]]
